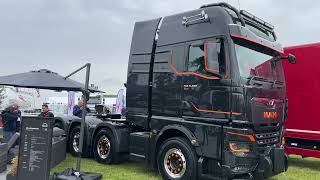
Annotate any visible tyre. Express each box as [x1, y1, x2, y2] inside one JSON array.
[[69, 125, 81, 156], [93, 129, 119, 164], [157, 137, 198, 180]]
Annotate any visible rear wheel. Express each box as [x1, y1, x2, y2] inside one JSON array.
[[69, 125, 81, 156], [93, 129, 119, 164], [157, 137, 197, 180]]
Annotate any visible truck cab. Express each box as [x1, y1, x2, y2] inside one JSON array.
[[125, 3, 292, 179]]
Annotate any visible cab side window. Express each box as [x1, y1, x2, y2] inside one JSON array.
[[188, 44, 207, 74], [187, 39, 226, 76]]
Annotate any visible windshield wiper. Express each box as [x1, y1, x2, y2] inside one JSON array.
[[271, 80, 284, 89], [248, 76, 284, 89], [247, 75, 269, 85]]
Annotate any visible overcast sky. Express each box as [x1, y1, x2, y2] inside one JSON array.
[[0, 0, 319, 94]]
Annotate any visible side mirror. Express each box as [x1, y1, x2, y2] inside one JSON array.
[[280, 53, 296, 64], [287, 54, 296, 64], [205, 42, 220, 74], [273, 53, 297, 68]]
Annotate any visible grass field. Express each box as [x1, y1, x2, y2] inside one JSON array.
[[52, 154, 320, 180]]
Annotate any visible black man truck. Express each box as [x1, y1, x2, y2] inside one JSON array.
[[57, 3, 296, 179]]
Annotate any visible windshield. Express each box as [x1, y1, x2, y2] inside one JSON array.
[[235, 44, 284, 82]]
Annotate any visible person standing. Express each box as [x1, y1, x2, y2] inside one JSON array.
[[73, 100, 91, 118], [38, 104, 54, 118], [2, 105, 19, 142]]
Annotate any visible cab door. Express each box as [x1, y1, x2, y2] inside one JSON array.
[[181, 38, 233, 122]]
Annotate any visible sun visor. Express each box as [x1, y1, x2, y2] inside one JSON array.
[[229, 24, 283, 53]]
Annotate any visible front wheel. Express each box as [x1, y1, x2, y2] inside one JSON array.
[[157, 137, 198, 180]]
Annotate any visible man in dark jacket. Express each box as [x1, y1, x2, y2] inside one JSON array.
[[2, 105, 19, 142], [73, 100, 90, 118], [38, 104, 54, 118]]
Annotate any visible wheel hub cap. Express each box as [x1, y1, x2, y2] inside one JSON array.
[[164, 148, 186, 178], [72, 132, 80, 152], [97, 135, 111, 159]]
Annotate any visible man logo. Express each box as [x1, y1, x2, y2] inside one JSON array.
[[264, 112, 278, 119], [268, 100, 275, 106]]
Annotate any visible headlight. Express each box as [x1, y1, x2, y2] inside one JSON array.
[[227, 132, 255, 142], [229, 142, 250, 153], [224, 130, 258, 172]]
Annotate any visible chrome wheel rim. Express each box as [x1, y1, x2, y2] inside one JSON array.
[[164, 148, 187, 178], [97, 135, 111, 159], [72, 131, 80, 152]]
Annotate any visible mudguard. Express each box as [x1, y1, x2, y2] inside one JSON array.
[[156, 124, 200, 146]]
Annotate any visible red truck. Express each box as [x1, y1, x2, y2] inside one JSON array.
[[283, 43, 320, 158]]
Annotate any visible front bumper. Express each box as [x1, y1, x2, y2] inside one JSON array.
[[223, 146, 288, 179], [253, 147, 288, 179]]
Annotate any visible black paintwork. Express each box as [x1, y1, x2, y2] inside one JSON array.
[[125, 3, 287, 178], [126, 18, 161, 128], [55, 116, 102, 156], [57, 116, 130, 157], [63, 3, 287, 179], [127, 5, 285, 128]]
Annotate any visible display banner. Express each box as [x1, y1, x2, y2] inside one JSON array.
[[115, 89, 125, 114], [17, 117, 54, 180], [67, 91, 75, 116]]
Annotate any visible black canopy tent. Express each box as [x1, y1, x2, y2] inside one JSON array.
[[0, 63, 100, 172], [0, 68, 99, 93]]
